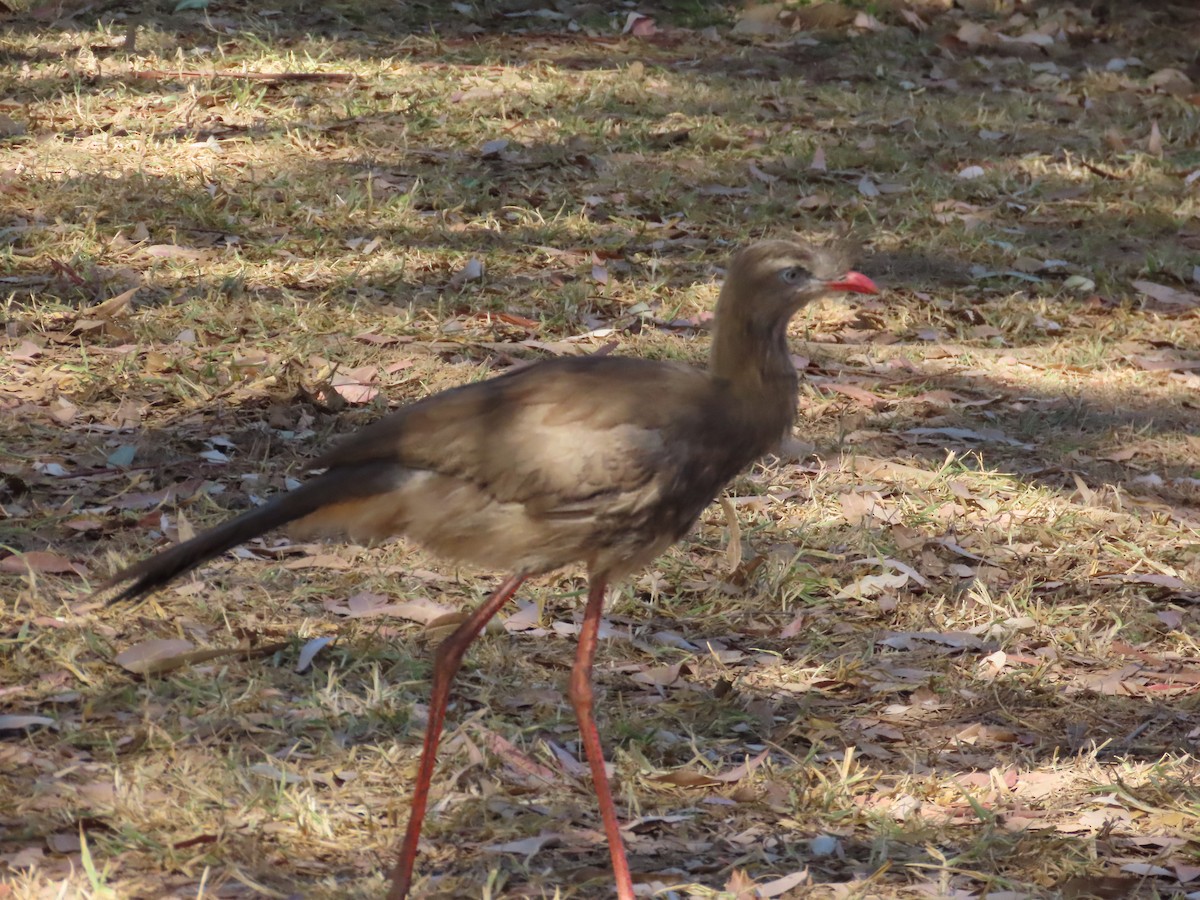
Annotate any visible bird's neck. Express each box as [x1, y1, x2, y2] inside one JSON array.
[[708, 311, 799, 440]]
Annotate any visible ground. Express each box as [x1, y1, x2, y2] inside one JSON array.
[[2, 1, 1199, 898]]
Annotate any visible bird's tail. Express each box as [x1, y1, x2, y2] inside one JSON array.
[[95, 462, 401, 605]]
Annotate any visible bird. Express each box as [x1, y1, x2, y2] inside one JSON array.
[[96, 238, 878, 900]]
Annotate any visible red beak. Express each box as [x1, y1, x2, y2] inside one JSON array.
[[826, 271, 879, 295]]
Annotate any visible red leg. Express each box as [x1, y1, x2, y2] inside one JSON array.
[[387, 572, 527, 900], [568, 577, 635, 900]]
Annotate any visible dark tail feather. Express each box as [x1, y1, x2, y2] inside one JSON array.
[[97, 462, 400, 605]]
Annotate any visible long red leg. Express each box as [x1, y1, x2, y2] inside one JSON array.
[[387, 572, 527, 900], [568, 576, 636, 900]]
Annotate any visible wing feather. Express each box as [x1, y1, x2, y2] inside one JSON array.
[[311, 356, 717, 518]]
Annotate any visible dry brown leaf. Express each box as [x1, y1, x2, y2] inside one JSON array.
[[0, 715, 58, 732], [653, 768, 722, 788], [834, 571, 909, 600], [113, 638, 196, 675], [1133, 280, 1200, 308], [839, 491, 900, 525], [712, 748, 769, 783], [796, 192, 830, 209], [353, 331, 405, 346], [482, 833, 562, 855], [0, 551, 82, 575], [732, 4, 787, 36], [720, 495, 741, 575], [449, 257, 484, 287], [8, 339, 43, 362], [792, 2, 858, 29], [955, 21, 994, 47], [1147, 121, 1164, 156], [113, 639, 258, 675], [724, 869, 759, 900], [140, 243, 210, 261], [85, 286, 138, 319], [1147, 67, 1192, 95], [501, 600, 543, 632], [825, 382, 885, 408], [475, 725, 560, 785], [631, 662, 689, 687], [323, 592, 454, 623], [285, 553, 352, 570]]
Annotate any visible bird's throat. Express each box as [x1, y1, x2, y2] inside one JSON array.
[[709, 313, 799, 442]]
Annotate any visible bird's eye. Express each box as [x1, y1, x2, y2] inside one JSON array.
[[780, 266, 808, 285]]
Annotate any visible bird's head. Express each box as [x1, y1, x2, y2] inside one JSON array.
[[709, 238, 881, 385], [724, 239, 879, 320]]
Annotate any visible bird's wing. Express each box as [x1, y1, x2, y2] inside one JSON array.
[[310, 355, 717, 516]]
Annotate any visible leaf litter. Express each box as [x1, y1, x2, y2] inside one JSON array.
[[3, 1, 1200, 898]]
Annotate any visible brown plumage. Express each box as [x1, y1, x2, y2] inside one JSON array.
[[98, 238, 878, 899]]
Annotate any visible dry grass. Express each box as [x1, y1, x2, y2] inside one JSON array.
[[2, 1, 1200, 898]]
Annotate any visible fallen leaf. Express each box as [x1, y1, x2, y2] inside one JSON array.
[[295, 636, 334, 673], [140, 243, 209, 261], [748, 162, 778, 184], [0, 715, 58, 732], [839, 491, 899, 525], [324, 592, 455, 622], [653, 768, 722, 787], [834, 572, 909, 599], [732, 3, 787, 36], [720, 495, 741, 575], [1127, 354, 1200, 372], [113, 638, 197, 675], [621, 12, 656, 38], [46, 832, 81, 853], [853, 12, 885, 31], [955, 22, 995, 47], [792, 2, 857, 28], [825, 382, 885, 408], [284, 553, 353, 571], [904, 426, 1032, 449], [1097, 573, 1189, 591], [724, 869, 759, 900], [712, 748, 769, 783], [8, 339, 43, 362], [1146, 121, 1163, 156], [1147, 67, 1192, 96], [501, 600, 543, 632], [331, 367, 379, 405], [1056, 875, 1141, 899], [476, 725, 560, 784], [0, 551, 82, 575], [106, 444, 137, 467], [85, 286, 138, 318], [449, 257, 485, 287], [482, 833, 562, 855], [758, 869, 810, 897], [1133, 280, 1200, 308], [878, 631, 983, 651], [353, 331, 404, 346], [248, 762, 303, 784], [112, 640, 258, 675], [796, 192, 830, 209], [631, 662, 688, 687]]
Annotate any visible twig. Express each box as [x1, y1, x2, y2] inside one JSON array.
[[131, 69, 355, 83]]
